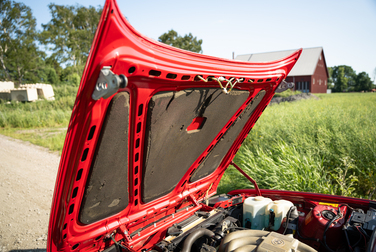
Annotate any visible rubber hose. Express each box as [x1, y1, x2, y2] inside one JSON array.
[[181, 228, 215, 252], [366, 228, 376, 252], [322, 210, 340, 252]]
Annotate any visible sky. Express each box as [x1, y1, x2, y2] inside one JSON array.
[[25, 0, 376, 81]]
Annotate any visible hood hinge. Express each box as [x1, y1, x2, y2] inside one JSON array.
[[92, 66, 128, 100]]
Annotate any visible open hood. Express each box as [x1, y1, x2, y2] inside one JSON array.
[[47, 0, 301, 251]]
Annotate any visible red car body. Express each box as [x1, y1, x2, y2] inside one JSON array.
[[47, 1, 376, 252]]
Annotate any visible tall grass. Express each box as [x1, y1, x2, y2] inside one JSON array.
[[0, 85, 77, 128], [218, 93, 376, 199]]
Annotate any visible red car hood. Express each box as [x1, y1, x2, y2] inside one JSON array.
[[47, 0, 301, 251]]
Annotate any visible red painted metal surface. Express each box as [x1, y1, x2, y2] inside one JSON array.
[[299, 205, 348, 250], [47, 0, 302, 251]]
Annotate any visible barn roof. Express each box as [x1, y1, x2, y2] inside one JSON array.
[[236, 47, 327, 77]]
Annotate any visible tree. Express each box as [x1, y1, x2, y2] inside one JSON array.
[[158, 29, 203, 53], [0, 0, 45, 84], [333, 67, 348, 92], [329, 65, 375, 92], [45, 55, 63, 80], [327, 67, 334, 89], [355, 72, 374, 91], [330, 65, 356, 92], [46, 67, 59, 84], [39, 4, 102, 72]]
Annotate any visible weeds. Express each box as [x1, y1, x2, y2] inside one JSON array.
[[219, 93, 376, 199], [329, 157, 358, 197], [219, 142, 332, 194]]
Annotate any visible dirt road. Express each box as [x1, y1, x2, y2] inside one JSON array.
[[0, 135, 60, 252]]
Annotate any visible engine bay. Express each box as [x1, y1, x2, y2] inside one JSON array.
[[104, 193, 376, 252]]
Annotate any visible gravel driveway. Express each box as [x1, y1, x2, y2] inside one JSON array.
[[0, 135, 60, 252]]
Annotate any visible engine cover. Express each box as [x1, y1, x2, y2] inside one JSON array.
[[219, 230, 316, 252]]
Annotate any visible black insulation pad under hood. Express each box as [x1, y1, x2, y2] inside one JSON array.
[[79, 92, 130, 224], [142, 88, 261, 203]]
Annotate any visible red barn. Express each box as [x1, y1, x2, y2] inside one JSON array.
[[236, 47, 329, 93]]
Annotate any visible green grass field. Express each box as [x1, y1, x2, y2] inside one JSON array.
[[0, 85, 77, 152], [218, 93, 376, 199], [0, 89, 375, 199]]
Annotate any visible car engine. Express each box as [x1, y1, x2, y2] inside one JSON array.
[[129, 194, 376, 252]]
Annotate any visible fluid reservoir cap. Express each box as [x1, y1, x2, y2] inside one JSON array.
[[255, 196, 265, 201]]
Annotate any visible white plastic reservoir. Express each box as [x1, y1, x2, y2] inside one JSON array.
[[243, 196, 272, 230], [264, 200, 294, 230]]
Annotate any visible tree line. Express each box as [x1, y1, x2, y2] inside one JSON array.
[[328, 66, 375, 92], [1, 0, 372, 92], [0, 0, 102, 86], [0, 0, 203, 87]]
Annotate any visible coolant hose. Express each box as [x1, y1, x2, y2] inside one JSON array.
[[181, 228, 215, 252]]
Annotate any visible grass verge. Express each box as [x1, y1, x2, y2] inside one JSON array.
[[0, 127, 67, 154]]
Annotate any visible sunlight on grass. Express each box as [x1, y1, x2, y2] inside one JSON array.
[[218, 93, 376, 199]]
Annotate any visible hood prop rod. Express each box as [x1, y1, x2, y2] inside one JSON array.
[[230, 161, 261, 196]]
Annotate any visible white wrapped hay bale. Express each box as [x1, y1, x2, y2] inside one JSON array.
[[35, 84, 55, 100], [0, 90, 11, 100], [0, 81, 15, 91], [11, 87, 38, 102]]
